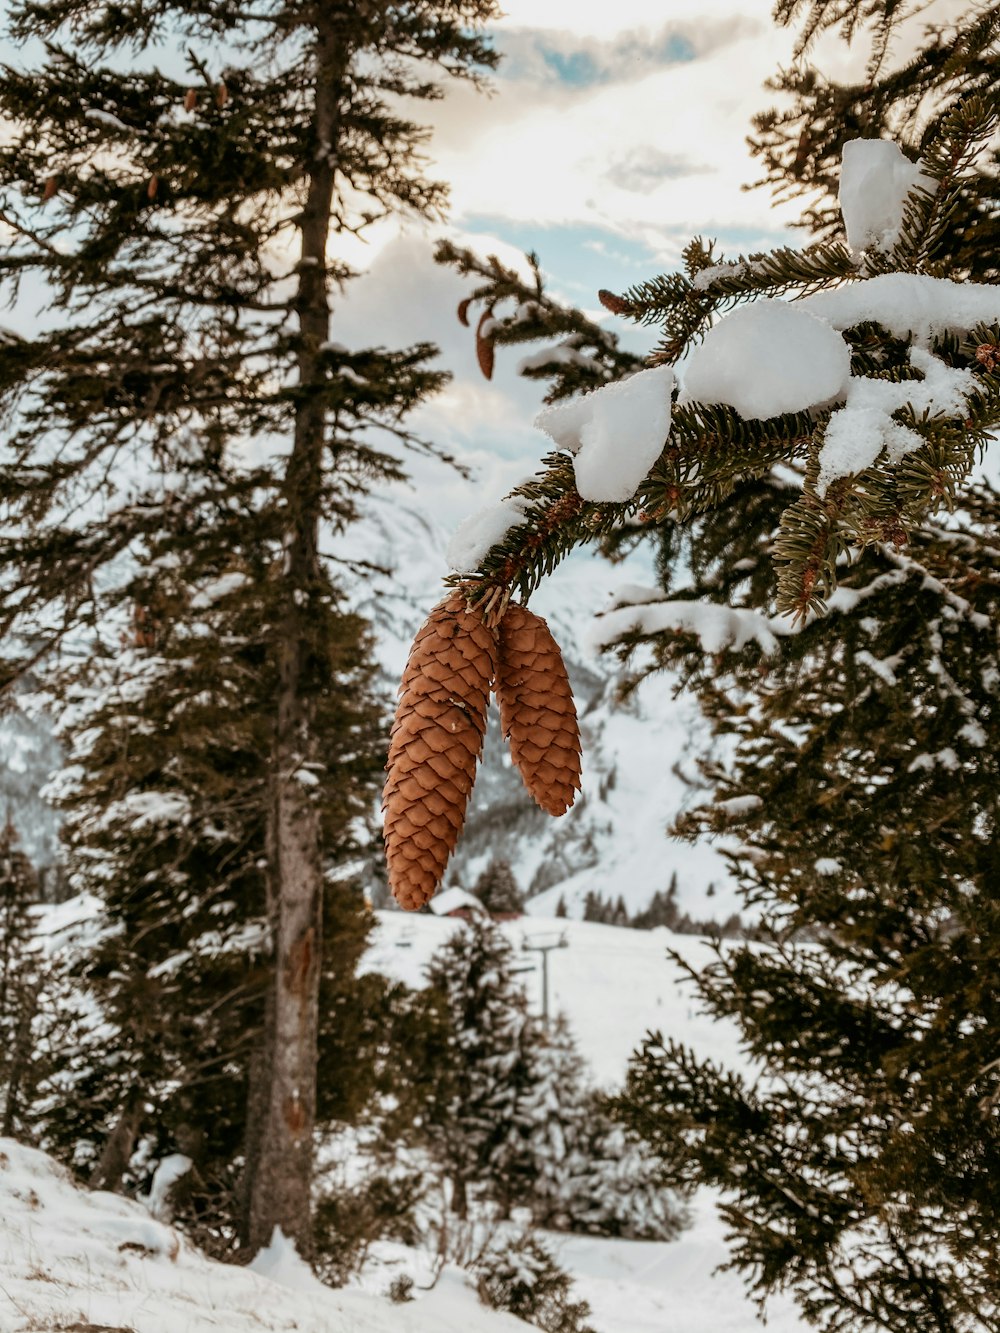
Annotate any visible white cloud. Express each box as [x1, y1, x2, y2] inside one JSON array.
[[423, 0, 810, 259]]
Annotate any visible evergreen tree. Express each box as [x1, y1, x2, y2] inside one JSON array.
[[37, 573, 382, 1255], [0, 0, 499, 1252], [631, 887, 677, 931], [426, 0, 1000, 1323], [515, 1014, 684, 1241], [474, 858, 525, 916], [420, 917, 535, 1219], [573, 1113, 685, 1243], [474, 1229, 597, 1333], [0, 688, 61, 881], [748, 0, 1000, 278], [514, 1015, 591, 1230]]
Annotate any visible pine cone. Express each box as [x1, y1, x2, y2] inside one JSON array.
[[383, 592, 497, 910], [475, 309, 495, 380], [495, 603, 582, 816]]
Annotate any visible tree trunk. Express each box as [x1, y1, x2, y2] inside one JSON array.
[[2, 979, 38, 1138], [243, 15, 346, 1258], [90, 1083, 144, 1193]]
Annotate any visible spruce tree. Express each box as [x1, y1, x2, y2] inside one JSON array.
[[515, 1015, 684, 1241], [36, 568, 382, 1254], [614, 482, 1000, 1329], [749, 0, 1000, 278], [0, 0, 499, 1253], [473, 858, 525, 916], [422, 1, 1000, 1323], [420, 917, 535, 1219]]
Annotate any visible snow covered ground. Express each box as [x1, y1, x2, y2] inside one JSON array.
[[1, 909, 807, 1333], [366, 911, 808, 1331], [0, 1137, 528, 1332]]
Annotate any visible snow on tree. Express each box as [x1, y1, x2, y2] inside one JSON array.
[[515, 1014, 685, 1242], [617, 476, 1000, 1327], [749, 0, 1000, 281]]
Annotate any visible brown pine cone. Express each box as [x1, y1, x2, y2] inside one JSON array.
[[495, 603, 582, 816], [383, 591, 497, 910]]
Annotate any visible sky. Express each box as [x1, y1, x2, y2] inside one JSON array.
[[331, 0, 822, 546], [0, 0, 870, 571]]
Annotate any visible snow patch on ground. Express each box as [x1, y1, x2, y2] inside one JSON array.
[[0, 1137, 529, 1333], [362, 912, 808, 1331]]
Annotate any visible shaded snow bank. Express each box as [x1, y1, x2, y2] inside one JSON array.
[[0, 1138, 528, 1333]]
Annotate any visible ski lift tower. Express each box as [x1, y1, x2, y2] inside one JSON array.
[[522, 930, 569, 1028]]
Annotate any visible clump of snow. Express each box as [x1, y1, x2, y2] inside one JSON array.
[[855, 650, 901, 686], [249, 1227, 330, 1296], [535, 365, 674, 503], [101, 790, 191, 831], [816, 348, 976, 496], [959, 718, 987, 746], [690, 257, 769, 291], [803, 273, 1000, 344], [144, 1153, 192, 1222], [715, 795, 763, 819], [814, 857, 842, 876], [907, 747, 960, 773], [190, 571, 248, 609], [85, 108, 132, 131], [679, 301, 851, 421], [446, 496, 529, 572], [839, 139, 930, 252], [588, 598, 787, 656], [517, 340, 605, 376], [534, 394, 592, 452]]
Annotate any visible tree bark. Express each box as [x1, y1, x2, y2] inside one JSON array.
[[90, 1083, 144, 1193], [243, 13, 347, 1258], [2, 979, 38, 1139]]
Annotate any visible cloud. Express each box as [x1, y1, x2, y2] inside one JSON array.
[[605, 147, 713, 193], [420, 0, 812, 262], [497, 17, 761, 91]]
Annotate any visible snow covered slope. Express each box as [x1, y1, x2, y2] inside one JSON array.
[[366, 911, 742, 1087], [355, 490, 739, 922], [0, 1137, 530, 1333], [4, 909, 806, 1333]]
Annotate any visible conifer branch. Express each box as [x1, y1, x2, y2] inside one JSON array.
[[435, 240, 642, 401]]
